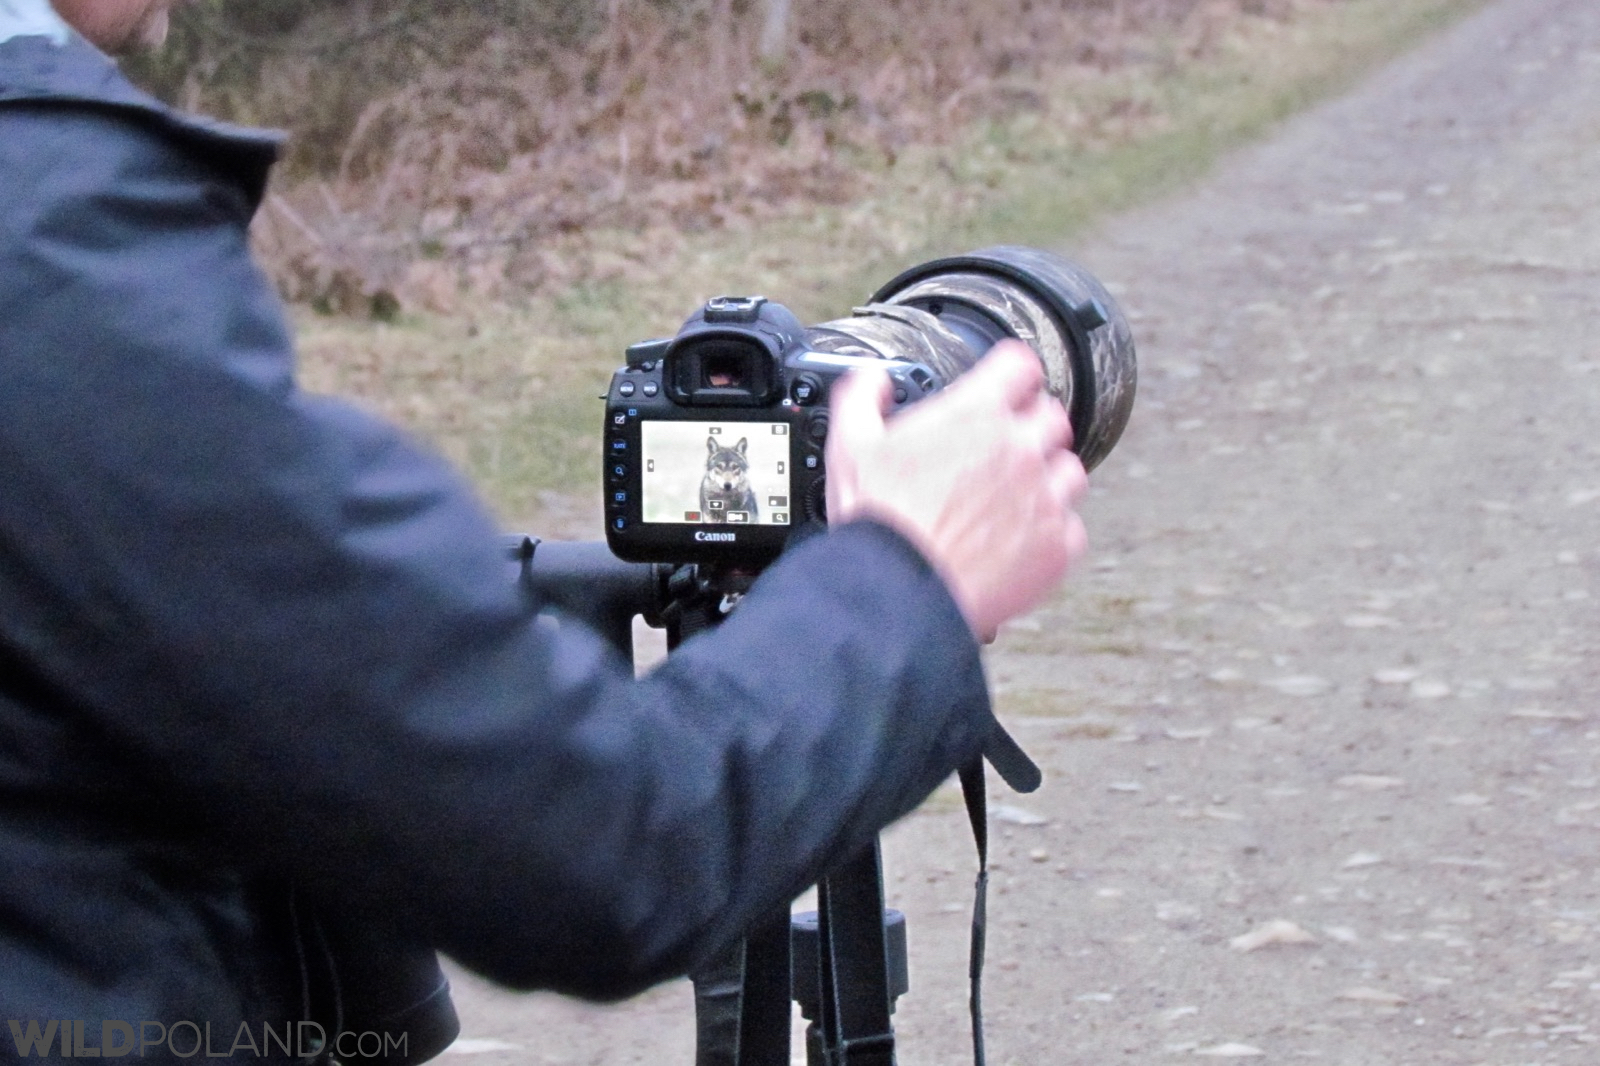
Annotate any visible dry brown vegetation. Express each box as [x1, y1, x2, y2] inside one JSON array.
[[123, 0, 1479, 527], [133, 0, 1327, 317]]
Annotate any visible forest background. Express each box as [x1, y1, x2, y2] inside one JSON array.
[[127, 0, 1482, 528]]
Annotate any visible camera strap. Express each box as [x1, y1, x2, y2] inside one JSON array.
[[959, 719, 1043, 1066], [983, 723, 1042, 795], [958, 757, 992, 1066]]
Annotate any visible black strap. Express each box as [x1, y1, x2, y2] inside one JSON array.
[[962, 713, 1042, 1064], [984, 722, 1042, 795], [958, 758, 990, 1066]]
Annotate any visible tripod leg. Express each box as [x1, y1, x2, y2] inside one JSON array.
[[738, 911, 794, 1066], [692, 941, 745, 1066], [814, 840, 897, 1066], [677, 594, 796, 1066], [692, 909, 793, 1066]]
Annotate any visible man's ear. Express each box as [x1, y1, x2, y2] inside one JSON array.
[[53, 0, 174, 55], [138, 9, 173, 51]]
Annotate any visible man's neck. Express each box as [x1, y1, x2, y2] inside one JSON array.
[[0, 0, 72, 46]]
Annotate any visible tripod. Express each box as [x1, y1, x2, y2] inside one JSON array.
[[511, 537, 1035, 1066]]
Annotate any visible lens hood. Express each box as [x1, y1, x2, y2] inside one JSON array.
[[870, 246, 1137, 471]]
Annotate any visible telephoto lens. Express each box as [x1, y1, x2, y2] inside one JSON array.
[[603, 246, 1134, 566], [805, 246, 1136, 471]]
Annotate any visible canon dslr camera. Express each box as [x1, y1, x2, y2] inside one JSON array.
[[603, 246, 1137, 568]]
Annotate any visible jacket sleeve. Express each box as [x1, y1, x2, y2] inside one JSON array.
[[0, 105, 996, 999]]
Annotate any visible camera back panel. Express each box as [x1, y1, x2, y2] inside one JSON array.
[[603, 329, 939, 567]]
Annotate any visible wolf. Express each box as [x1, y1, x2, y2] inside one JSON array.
[[699, 436, 759, 524]]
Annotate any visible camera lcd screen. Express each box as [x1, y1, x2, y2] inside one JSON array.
[[640, 421, 793, 526]]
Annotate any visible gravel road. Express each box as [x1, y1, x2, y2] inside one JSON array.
[[442, 1, 1600, 1062]]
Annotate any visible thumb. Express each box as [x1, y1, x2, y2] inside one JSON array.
[[828, 367, 892, 445], [825, 367, 892, 521]]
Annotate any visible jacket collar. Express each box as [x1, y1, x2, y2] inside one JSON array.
[[0, 28, 285, 207], [0, 0, 69, 46]]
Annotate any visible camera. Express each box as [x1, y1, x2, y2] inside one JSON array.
[[602, 246, 1137, 567]]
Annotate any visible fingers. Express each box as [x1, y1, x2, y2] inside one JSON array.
[[909, 344, 1052, 451], [983, 340, 1048, 411], [821, 343, 1093, 640], [1047, 449, 1089, 510], [828, 367, 893, 440], [1038, 450, 1089, 581], [1017, 386, 1075, 454], [956, 343, 1076, 454], [826, 368, 893, 522], [1063, 512, 1089, 570], [939, 340, 1044, 416]]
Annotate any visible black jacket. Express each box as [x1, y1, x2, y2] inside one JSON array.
[[0, 30, 995, 1063]]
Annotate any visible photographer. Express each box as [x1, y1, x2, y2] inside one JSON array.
[[0, 1, 1088, 1060]]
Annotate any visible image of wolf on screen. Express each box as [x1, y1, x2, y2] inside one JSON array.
[[699, 436, 760, 524]]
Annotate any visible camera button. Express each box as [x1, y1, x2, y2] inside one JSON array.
[[792, 373, 823, 406], [643, 383, 659, 397], [618, 381, 637, 398], [806, 412, 829, 443], [893, 386, 908, 403], [609, 462, 627, 483]]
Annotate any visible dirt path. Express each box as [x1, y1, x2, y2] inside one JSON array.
[[441, 0, 1600, 1061]]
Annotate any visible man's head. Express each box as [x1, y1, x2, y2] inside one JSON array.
[[51, 0, 178, 53]]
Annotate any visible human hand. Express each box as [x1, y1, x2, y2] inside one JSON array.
[[825, 340, 1089, 641]]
